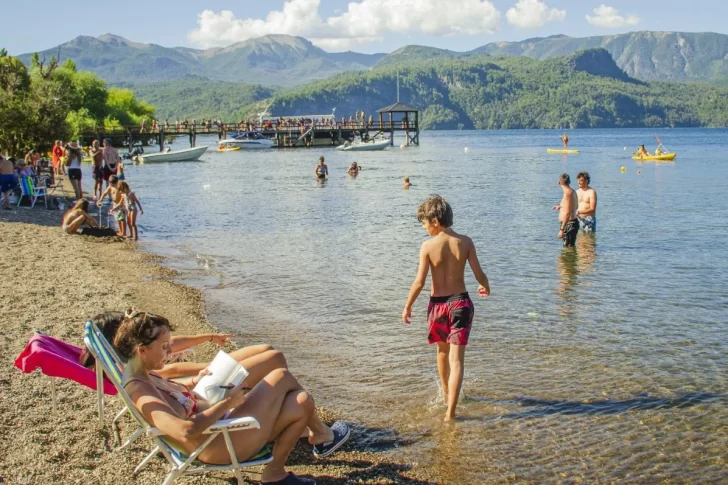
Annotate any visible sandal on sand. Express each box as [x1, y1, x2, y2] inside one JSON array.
[[262, 472, 316, 485], [312, 421, 351, 459]]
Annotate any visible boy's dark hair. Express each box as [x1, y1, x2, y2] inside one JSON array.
[[576, 171, 590, 184], [417, 195, 453, 228], [559, 173, 571, 185], [109, 175, 119, 185]]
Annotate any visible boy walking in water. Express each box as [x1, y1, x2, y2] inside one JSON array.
[[402, 195, 490, 421]]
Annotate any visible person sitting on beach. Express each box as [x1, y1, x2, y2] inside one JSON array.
[[16, 159, 34, 178], [348, 163, 360, 176], [402, 195, 490, 421], [61, 199, 100, 234], [314, 156, 328, 180], [403, 177, 412, 190], [115, 311, 350, 484]]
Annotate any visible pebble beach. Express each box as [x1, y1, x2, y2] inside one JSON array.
[[0, 206, 436, 485]]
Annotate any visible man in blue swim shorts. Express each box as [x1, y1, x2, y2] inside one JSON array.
[[576, 171, 597, 232], [0, 155, 16, 210]]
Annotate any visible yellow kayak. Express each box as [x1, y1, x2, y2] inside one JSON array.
[[632, 153, 676, 161], [217, 146, 241, 152], [547, 148, 580, 154]]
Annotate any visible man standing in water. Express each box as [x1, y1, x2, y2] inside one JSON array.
[[102, 138, 121, 194], [561, 132, 569, 150], [552, 173, 578, 247], [576, 171, 597, 232]]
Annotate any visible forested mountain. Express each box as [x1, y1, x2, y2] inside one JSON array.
[[263, 49, 728, 129], [375, 31, 728, 83], [124, 78, 276, 121], [15, 31, 728, 87], [16, 34, 384, 86]]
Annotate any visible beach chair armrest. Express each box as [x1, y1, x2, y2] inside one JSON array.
[[144, 416, 260, 438]]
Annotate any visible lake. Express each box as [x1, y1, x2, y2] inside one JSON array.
[[113, 128, 727, 484]]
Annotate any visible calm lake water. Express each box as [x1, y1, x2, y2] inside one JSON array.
[[110, 129, 727, 484]]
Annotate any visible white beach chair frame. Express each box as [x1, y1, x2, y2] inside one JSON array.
[[83, 321, 272, 485]]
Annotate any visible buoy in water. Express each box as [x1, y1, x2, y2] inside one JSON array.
[[624, 147, 627, 150], [203, 184, 211, 190], [620, 166, 626, 172], [464, 147, 470, 153], [637, 170, 641, 174]]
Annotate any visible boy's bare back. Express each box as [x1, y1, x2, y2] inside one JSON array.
[[423, 231, 473, 297]]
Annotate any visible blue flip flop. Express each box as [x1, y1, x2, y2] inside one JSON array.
[[312, 421, 351, 459]]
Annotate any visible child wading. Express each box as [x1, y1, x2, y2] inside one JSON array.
[[402, 195, 490, 421]]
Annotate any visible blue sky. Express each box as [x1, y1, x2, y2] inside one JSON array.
[[4, 0, 728, 55]]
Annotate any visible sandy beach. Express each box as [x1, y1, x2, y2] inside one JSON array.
[[0, 204, 436, 485]]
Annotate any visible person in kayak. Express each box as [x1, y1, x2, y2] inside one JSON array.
[[314, 156, 328, 179], [561, 132, 569, 150], [637, 145, 649, 156]]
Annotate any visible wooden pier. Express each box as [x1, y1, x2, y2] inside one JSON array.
[[80, 104, 420, 151]]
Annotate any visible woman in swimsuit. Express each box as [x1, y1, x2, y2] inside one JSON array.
[[314, 156, 328, 179], [61, 199, 100, 234], [116, 311, 349, 485]]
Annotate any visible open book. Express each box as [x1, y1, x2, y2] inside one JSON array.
[[193, 350, 249, 404]]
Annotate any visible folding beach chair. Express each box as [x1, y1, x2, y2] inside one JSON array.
[[83, 321, 272, 485], [17, 175, 48, 208], [14, 332, 118, 414]]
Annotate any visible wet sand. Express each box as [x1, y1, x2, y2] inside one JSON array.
[[0, 204, 438, 484]]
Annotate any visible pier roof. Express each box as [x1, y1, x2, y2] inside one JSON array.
[[377, 102, 419, 113]]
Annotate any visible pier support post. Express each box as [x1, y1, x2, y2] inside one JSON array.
[[159, 129, 165, 152]]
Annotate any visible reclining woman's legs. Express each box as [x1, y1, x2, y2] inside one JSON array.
[[199, 368, 314, 483]]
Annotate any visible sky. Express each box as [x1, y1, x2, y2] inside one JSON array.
[[3, 0, 728, 55]]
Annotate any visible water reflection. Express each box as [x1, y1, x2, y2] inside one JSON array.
[[556, 233, 597, 317]]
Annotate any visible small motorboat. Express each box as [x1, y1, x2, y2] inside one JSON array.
[[139, 146, 208, 163], [547, 148, 580, 154], [632, 153, 677, 161], [337, 138, 390, 151], [219, 132, 274, 149]]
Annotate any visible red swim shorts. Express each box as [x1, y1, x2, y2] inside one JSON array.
[[426, 292, 474, 345]]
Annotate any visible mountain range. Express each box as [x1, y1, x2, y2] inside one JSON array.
[[16, 34, 385, 86], [15, 31, 728, 86]]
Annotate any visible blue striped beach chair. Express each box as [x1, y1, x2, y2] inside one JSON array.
[[17, 175, 48, 209], [83, 321, 272, 485]]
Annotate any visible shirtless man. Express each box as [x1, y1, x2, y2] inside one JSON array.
[[552, 173, 579, 247], [102, 138, 121, 191], [0, 155, 15, 210], [575, 171, 597, 232], [561, 132, 569, 150]]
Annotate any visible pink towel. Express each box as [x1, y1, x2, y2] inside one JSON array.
[[14, 334, 117, 395]]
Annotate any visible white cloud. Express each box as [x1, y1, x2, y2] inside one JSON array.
[[188, 0, 502, 51], [586, 4, 640, 28], [506, 0, 566, 29]]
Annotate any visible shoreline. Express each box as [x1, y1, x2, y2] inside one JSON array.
[[0, 207, 437, 484]]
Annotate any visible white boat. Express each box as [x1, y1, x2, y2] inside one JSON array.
[[139, 146, 209, 163], [219, 132, 274, 149], [336, 139, 390, 151]]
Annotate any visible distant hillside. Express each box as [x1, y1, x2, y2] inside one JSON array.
[[16, 34, 384, 86], [375, 31, 728, 83], [263, 49, 728, 129], [122, 78, 277, 120]]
